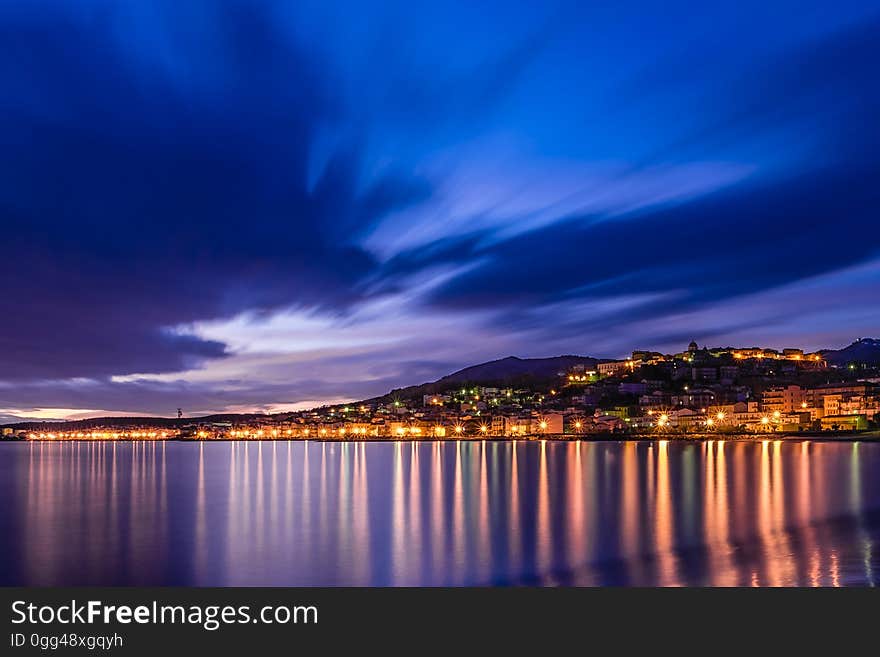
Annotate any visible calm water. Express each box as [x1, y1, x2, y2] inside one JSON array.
[[1, 439, 878, 586]]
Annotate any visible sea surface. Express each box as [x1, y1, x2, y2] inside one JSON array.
[[1, 439, 878, 586]]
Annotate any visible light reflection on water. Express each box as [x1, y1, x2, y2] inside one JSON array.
[[0, 439, 878, 586]]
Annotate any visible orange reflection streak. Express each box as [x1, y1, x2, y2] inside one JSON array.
[[270, 441, 280, 551], [580, 443, 601, 584], [620, 442, 639, 564], [159, 442, 167, 527], [24, 442, 48, 584], [536, 440, 552, 581], [317, 443, 328, 564], [452, 440, 465, 584], [797, 442, 820, 586], [224, 441, 237, 585], [754, 441, 795, 585], [477, 441, 490, 583], [127, 443, 144, 584], [300, 441, 311, 575], [333, 443, 354, 581], [714, 442, 734, 583], [242, 442, 251, 563], [654, 440, 680, 585], [772, 441, 795, 584], [195, 443, 207, 584], [430, 441, 444, 582], [408, 442, 423, 582], [108, 442, 120, 580], [353, 442, 372, 584], [704, 441, 736, 585], [285, 441, 295, 574], [391, 441, 406, 584], [508, 440, 521, 581], [756, 441, 773, 586], [702, 442, 714, 581], [567, 441, 586, 572]]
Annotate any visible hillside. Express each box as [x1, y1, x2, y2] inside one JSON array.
[[822, 338, 880, 366], [378, 355, 599, 400]]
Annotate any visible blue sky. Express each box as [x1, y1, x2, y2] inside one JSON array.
[[1, 1, 879, 421]]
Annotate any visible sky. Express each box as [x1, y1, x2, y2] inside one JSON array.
[[1, 0, 879, 422]]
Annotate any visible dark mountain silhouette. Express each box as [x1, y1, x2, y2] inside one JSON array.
[[376, 355, 599, 400], [822, 338, 880, 366]]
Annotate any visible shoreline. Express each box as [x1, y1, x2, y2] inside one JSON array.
[[6, 431, 880, 444]]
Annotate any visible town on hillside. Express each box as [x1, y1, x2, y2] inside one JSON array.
[[6, 338, 880, 441]]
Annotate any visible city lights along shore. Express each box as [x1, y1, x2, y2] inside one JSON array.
[[4, 338, 880, 442]]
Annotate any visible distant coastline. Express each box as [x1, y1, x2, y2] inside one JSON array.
[[6, 430, 880, 443]]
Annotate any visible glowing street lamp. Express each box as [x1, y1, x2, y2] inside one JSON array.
[[479, 425, 488, 434], [454, 425, 463, 435]]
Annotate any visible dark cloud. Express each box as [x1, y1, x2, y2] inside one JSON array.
[[0, 2, 429, 380], [424, 17, 880, 328]]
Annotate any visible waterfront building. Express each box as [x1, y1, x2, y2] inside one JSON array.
[[820, 414, 869, 431], [762, 385, 808, 414]]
